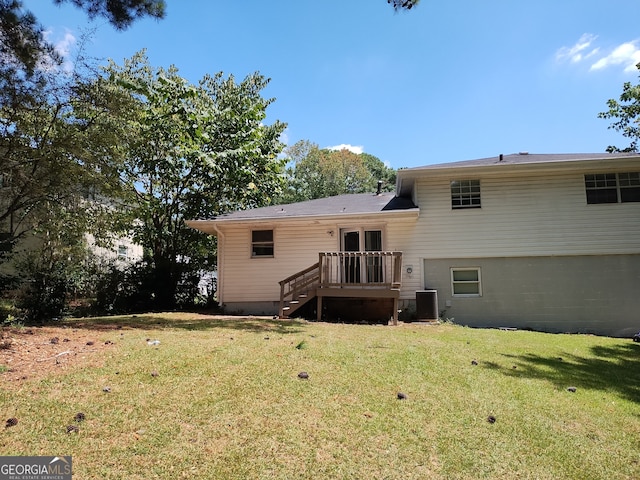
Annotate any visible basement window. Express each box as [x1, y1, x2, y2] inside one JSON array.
[[451, 179, 481, 209], [251, 229, 274, 258], [451, 268, 482, 296], [585, 173, 640, 204]]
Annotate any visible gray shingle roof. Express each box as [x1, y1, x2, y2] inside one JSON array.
[[209, 192, 417, 222], [194, 152, 640, 224], [402, 152, 639, 171]]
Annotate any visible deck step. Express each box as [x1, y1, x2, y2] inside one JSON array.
[[282, 306, 291, 311], [289, 300, 300, 305]]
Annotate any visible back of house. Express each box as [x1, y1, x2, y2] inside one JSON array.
[[397, 152, 639, 337], [188, 152, 640, 337]]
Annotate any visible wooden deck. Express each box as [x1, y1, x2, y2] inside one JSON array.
[[279, 252, 403, 324]]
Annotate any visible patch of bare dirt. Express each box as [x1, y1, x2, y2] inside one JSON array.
[[0, 325, 119, 388]]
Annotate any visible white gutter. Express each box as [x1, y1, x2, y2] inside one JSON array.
[[212, 222, 225, 307], [186, 207, 420, 228], [397, 156, 640, 181]]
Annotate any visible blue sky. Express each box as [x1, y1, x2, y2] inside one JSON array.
[[24, 0, 640, 169]]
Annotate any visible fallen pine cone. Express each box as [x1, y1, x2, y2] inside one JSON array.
[[5, 418, 18, 428], [74, 412, 86, 422], [297, 372, 309, 379], [66, 425, 79, 434]]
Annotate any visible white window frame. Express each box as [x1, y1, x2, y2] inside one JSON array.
[[451, 267, 482, 297], [585, 172, 640, 204], [251, 229, 274, 258], [451, 179, 481, 209]]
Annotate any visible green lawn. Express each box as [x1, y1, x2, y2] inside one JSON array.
[[2, 313, 639, 479]]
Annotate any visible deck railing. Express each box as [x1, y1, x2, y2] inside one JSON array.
[[318, 251, 403, 288], [278, 252, 403, 318]]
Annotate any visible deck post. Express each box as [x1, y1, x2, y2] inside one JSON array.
[[392, 296, 399, 326], [279, 252, 403, 323], [392, 252, 403, 287], [279, 281, 285, 318]]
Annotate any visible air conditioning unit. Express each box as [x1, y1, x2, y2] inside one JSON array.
[[416, 290, 438, 320]]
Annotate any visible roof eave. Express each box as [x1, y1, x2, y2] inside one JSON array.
[[397, 155, 640, 180], [187, 208, 420, 231]]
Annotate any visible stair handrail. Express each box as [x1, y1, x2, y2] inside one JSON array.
[[279, 262, 320, 317]]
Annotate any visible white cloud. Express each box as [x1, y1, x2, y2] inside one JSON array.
[[42, 28, 77, 72], [53, 30, 77, 60], [327, 144, 364, 154], [590, 41, 640, 72], [557, 34, 640, 73], [556, 34, 598, 63]]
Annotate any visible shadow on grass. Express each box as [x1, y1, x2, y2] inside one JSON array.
[[65, 313, 307, 335], [497, 343, 640, 404]]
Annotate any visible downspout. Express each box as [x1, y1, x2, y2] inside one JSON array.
[[212, 223, 225, 307]]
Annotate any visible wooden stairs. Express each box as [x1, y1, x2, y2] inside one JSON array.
[[279, 262, 320, 319], [278, 252, 404, 323]]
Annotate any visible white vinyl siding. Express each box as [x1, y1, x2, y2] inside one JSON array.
[[218, 215, 418, 304], [410, 171, 640, 258], [213, 162, 640, 309]]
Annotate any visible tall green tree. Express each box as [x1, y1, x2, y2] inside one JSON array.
[[0, 38, 136, 320], [0, 54, 131, 253], [105, 52, 286, 309], [0, 0, 133, 255], [599, 63, 640, 153], [279, 140, 396, 203]]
